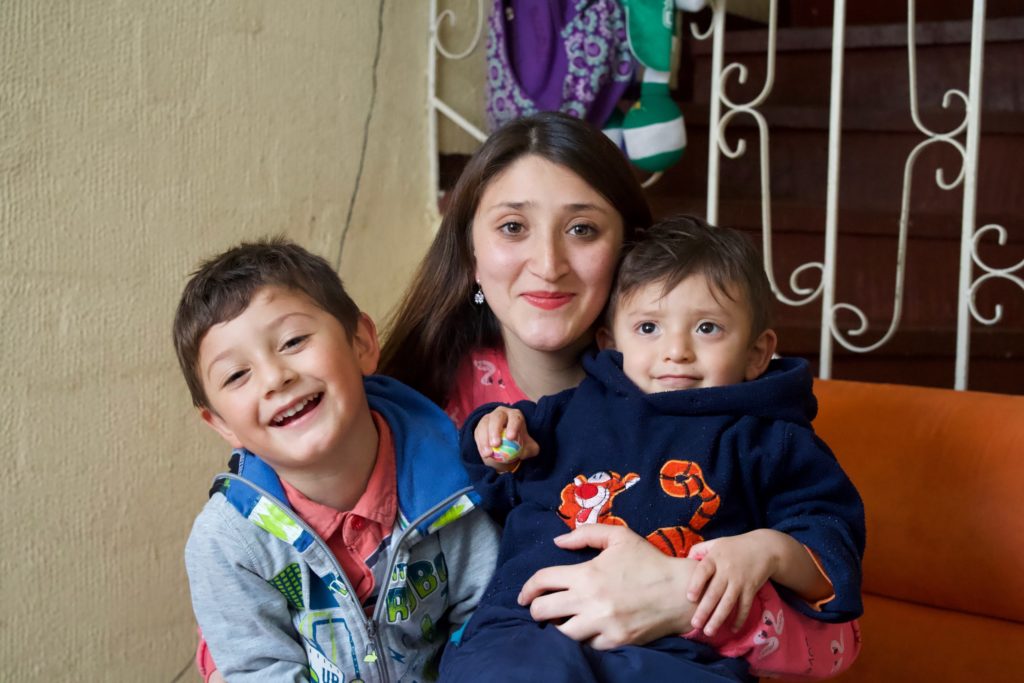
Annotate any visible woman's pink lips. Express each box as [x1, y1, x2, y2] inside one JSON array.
[[521, 291, 574, 310]]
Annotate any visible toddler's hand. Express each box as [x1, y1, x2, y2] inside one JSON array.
[[473, 407, 539, 472], [685, 530, 780, 637]]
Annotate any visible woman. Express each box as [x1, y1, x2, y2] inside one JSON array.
[[380, 112, 857, 668], [380, 114, 712, 649]]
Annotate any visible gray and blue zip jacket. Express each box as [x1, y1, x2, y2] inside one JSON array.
[[184, 375, 501, 683]]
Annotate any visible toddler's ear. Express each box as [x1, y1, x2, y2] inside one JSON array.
[[744, 328, 778, 381], [200, 408, 244, 449], [596, 327, 616, 351]]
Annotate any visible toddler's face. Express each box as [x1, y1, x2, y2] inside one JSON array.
[[601, 274, 773, 394], [196, 286, 378, 476]]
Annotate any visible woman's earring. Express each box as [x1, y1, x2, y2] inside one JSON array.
[[473, 284, 485, 305]]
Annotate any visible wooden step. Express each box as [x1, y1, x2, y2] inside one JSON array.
[[782, 0, 1024, 28], [680, 17, 1024, 114]]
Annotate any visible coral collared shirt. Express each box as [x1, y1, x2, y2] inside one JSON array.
[[280, 410, 398, 604]]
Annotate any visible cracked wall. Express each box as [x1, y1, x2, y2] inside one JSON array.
[[0, 1, 434, 679]]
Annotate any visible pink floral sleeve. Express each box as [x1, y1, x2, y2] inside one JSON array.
[[689, 582, 861, 679]]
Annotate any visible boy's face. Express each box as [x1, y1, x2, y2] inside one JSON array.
[[599, 274, 776, 394], [196, 286, 379, 475]]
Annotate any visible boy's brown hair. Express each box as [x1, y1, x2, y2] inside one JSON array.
[[173, 237, 361, 408], [608, 215, 774, 340]]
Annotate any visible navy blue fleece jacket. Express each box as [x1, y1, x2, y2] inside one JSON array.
[[460, 352, 865, 622]]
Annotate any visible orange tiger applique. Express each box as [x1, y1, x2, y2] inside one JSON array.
[[645, 459, 721, 557], [556, 470, 640, 530]]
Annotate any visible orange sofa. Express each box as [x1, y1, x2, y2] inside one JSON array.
[[804, 379, 1024, 682]]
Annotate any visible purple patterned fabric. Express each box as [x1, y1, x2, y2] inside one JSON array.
[[485, 0, 635, 132]]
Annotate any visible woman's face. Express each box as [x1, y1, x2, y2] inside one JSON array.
[[471, 155, 625, 356]]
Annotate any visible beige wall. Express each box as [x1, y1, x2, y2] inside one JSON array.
[[0, 1, 435, 679]]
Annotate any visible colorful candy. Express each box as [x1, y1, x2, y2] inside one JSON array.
[[491, 431, 522, 464]]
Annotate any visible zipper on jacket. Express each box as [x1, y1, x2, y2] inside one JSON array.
[[360, 486, 474, 683], [369, 486, 475, 626], [216, 475, 477, 682]]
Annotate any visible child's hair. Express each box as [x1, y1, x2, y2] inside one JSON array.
[[173, 237, 361, 409], [608, 215, 774, 339]]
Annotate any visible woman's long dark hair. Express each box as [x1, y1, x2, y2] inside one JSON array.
[[379, 112, 652, 407]]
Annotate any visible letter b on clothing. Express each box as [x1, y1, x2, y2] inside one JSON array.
[[408, 560, 438, 600]]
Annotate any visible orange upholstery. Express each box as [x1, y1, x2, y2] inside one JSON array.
[[804, 379, 1024, 682]]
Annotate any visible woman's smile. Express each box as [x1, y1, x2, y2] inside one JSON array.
[[521, 290, 575, 310]]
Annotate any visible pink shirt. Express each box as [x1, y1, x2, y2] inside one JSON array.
[[280, 410, 396, 605], [446, 347, 527, 425]]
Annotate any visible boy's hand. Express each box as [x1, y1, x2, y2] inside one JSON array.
[[685, 530, 782, 637], [473, 407, 539, 472]]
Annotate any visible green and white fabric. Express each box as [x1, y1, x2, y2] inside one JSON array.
[[620, 0, 690, 172]]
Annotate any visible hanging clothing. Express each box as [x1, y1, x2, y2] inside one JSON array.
[[485, 0, 635, 131]]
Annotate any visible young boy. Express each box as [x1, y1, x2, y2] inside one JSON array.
[[174, 239, 499, 682], [440, 217, 865, 682]]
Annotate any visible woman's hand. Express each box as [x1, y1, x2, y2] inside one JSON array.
[[518, 524, 699, 649]]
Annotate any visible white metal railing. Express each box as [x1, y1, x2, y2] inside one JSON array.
[[427, 0, 1021, 391], [427, 0, 487, 214]]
